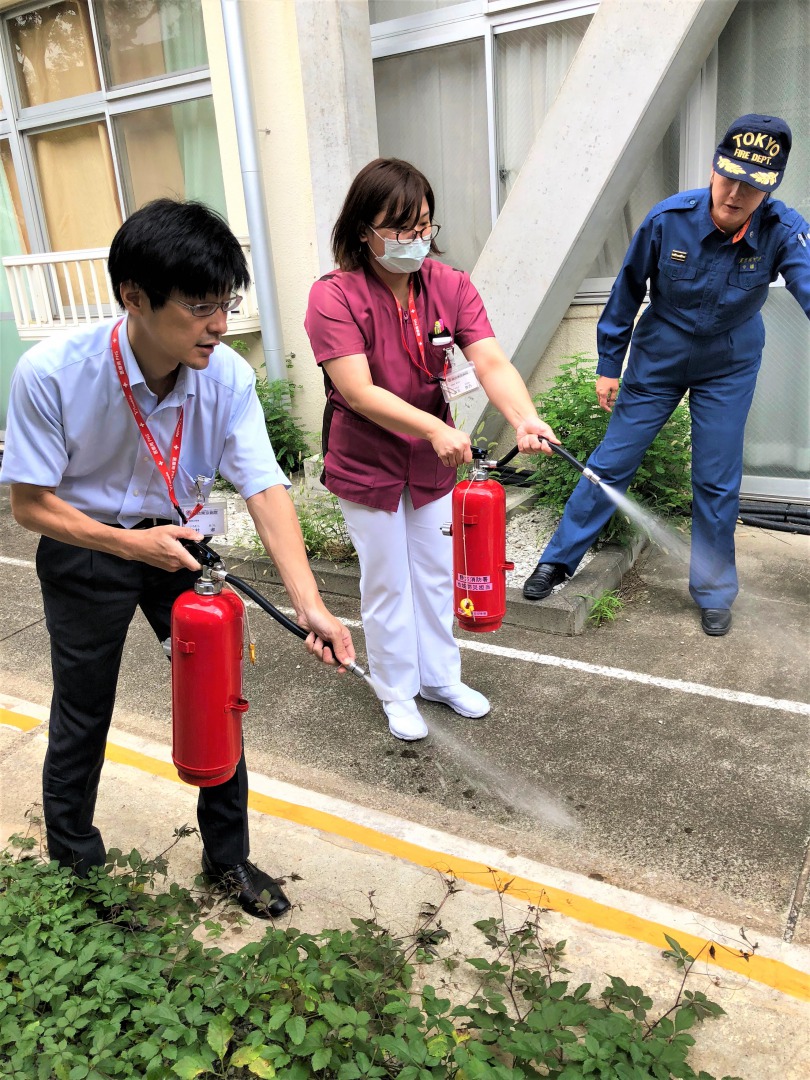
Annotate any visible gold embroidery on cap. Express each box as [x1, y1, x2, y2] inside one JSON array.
[[717, 156, 746, 175], [749, 170, 778, 187]]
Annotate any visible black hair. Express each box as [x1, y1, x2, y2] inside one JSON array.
[[108, 198, 250, 309], [331, 158, 441, 272]]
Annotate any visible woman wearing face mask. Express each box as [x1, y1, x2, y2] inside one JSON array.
[[305, 158, 557, 741]]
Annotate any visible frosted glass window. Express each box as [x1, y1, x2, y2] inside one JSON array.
[[374, 40, 490, 273], [718, 0, 810, 490], [495, 17, 591, 205], [495, 19, 680, 279]]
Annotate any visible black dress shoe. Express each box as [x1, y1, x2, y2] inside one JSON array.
[[700, 608, 732, 636], [202, 852, 291, 919], [523, 563, 567, 600]]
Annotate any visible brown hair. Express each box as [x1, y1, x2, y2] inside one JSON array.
[[331, 158, 441, 271]]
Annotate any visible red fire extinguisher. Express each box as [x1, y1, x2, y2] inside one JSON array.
[[171, 572, 248, 787], [443, 448, 514, 633], [169, 538, 371, 787]]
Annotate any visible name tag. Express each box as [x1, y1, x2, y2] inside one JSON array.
[[440, 360, 481, 402], [181, 500, 228, 537]]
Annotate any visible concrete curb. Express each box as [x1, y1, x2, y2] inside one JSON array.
[[218, 494, 649, 636], [503, 532, 649, 636]]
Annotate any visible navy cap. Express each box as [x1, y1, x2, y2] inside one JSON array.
[[713, 114, 792, 192]]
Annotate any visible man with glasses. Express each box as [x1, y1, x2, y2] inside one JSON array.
[[0, 198, 356, 918]]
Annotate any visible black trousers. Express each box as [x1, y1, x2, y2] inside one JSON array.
[[36, 535, 250, 874]]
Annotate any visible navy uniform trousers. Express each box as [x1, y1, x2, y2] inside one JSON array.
[[541, 309, 764, 609], [36, 534, 250, 875]]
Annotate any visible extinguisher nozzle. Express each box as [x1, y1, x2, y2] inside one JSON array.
[[582, 467, 602, 486], [343, 658, 370, 681], [545, 440, 602, 486]]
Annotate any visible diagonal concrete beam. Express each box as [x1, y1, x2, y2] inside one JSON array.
[[456, 0, 737, 440]]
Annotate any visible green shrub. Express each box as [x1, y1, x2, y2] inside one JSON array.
[[530, 356, 692, 545], [254, 376, 312, 478], [0, 844, 744, 1080], [297, 492, 356, 562]]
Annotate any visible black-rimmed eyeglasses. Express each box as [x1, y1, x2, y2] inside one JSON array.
[[369, 223, 441, 246]]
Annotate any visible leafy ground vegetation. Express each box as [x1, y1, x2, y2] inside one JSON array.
[[530, 357, 693, 546], [1, 824, 745, 1080]]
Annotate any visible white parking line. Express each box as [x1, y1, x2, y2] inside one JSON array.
[[0, 556, 38, 569], [458, 638, 810, 716], [306, 612, 810, 718], [4, 555, 807, 716]]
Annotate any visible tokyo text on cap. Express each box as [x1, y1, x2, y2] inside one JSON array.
[[713, 114, 792, 192]]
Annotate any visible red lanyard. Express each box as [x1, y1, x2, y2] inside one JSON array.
[[393, 281, 448, 381], [110, 319, 202, 524]]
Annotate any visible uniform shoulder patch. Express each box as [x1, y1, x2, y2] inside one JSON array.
[[651, 191, 702, 219]]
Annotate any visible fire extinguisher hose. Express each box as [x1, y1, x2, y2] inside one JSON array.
[[484, 441, 601, 485], [177, 538, 370, 682], [217, 571, 370, 682], [219, 573, 309, 641]]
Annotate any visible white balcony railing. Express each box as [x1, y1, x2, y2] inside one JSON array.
[[2, 239, 261, 340]]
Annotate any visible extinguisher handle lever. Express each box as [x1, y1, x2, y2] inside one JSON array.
[[178, 536, 224, 569]]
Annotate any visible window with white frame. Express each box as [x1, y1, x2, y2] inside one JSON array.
[[0, 0, 226, 257], [371, 0, 681, 284], [0, 0, 227, 434], [717, 0, 810, 497]]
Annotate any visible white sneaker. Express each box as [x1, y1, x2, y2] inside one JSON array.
[[382, 699, 429, 741], [420, 683, 491, 718]]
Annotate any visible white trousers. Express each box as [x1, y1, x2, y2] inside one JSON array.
[[339, 489, 461, 701]]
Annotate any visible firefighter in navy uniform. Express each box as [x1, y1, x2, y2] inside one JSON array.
[[523, 114, 810, 636]]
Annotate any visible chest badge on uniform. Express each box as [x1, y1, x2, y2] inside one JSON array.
[[737, 255, 762, 272], [670, 250, 687, 263]]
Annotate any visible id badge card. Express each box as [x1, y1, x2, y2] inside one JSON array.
[[181, 500, 228, 537], [439, 358, 481, 402]]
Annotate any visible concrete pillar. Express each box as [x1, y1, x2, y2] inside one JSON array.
[[455, 0, 738, 441], [294, 0, 379, 276]]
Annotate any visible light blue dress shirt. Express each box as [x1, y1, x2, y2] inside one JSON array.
[[0, 317, 289, 526]]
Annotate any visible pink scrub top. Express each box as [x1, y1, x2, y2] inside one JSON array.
[[305, 258, 494, 511]]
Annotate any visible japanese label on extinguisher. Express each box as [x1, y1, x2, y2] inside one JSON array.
[[456, 574, 493, 591]]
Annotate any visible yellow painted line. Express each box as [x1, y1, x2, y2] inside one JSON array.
[[0, 707, 44, 733], [5, 708, 808, 1002], [101, 740, 810, 1003]]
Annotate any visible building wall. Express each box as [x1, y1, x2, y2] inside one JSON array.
[[213, 0, 325, 442]]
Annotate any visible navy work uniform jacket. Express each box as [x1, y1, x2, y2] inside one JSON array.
[[596, 187, 810, 382]]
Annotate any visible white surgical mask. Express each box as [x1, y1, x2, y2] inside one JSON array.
[[369, 230, 431, 274]]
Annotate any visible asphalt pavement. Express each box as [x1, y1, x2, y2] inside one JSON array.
[[1, 486, 809, 1076]]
